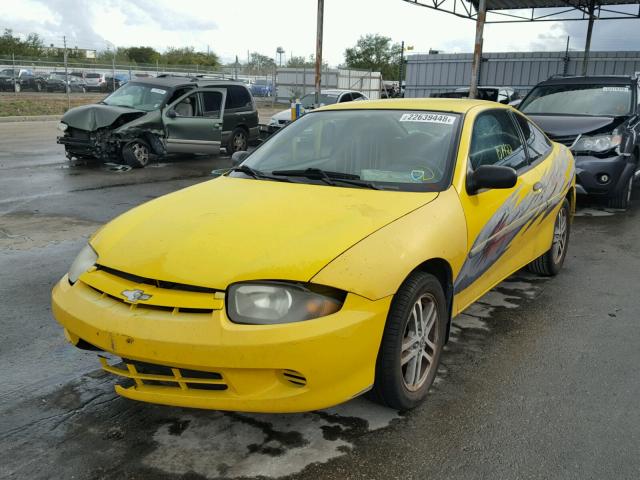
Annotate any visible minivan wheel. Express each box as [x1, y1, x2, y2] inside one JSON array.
[[369, 272, 446, 410], [227, 128, 248, 154], [527, 198, 570, 276], [608, 175, 633, 209], [122, 140, 150, 168], [14, 83, 21, 93]]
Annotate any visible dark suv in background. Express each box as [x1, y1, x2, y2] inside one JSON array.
[[57, 75, 259, 167], [520, 75, 640, 208]]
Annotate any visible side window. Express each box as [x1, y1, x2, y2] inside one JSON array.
[[351, 92, 362, 100], [200, 91, 223, 118], [174, 93, 201, 117], [167, 87, 193, 104], [469, 110, 528, 171], [514, 113, 552, 163], [226, 85, 252, 110], [339, 93, 353, 103]]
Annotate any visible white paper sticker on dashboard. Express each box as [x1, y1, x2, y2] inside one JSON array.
[[151, 88, 167, 94], [602, 87, 628, 92], [400, 113, 455, 124]]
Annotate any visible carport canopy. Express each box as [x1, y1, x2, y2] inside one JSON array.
[[402, 0, 640, 97]]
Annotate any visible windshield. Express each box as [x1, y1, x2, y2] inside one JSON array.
[[255, 79, 269, 85], [86, 73, 101, 78], [301, 93, 339, 109], [50, 74, 67, 80], [102, 82, 168, 111], [241, 109, 459, 192], [520, 84, 632, 116], [0, 69, 15, 76]]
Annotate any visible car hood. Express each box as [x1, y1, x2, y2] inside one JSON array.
[[271, 108, 294, 122], [527, 114, 625, 137], [61, 104, 146, 131], [91, 176, 439, 290]]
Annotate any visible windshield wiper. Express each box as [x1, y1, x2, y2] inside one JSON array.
[[271, 168, 381, 190], [229, 165, 292, 183]]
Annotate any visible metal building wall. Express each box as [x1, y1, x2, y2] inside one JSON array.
[[406, 51, 640, 98]]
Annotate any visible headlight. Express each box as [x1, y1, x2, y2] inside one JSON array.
[[572, 134, 621, 153], [58, 122, 68, 132], [227, 282, 345, 325], [68, 244, 98, 284]]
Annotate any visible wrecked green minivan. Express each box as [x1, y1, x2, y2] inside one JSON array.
[[57, 76, 259, 168]]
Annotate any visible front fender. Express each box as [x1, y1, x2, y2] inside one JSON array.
[[311, 187, 468, 301]]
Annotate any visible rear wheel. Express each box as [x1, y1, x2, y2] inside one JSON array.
[[14, 83, 21, 93], [122, 140, 150, 168], [527, 198, 570, 276], [608, 175, 633, 209], [370, 272, 446, 410], [226, 128, 248, 154]]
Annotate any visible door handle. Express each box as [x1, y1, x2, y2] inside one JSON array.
[[533, 182, 544, 193]]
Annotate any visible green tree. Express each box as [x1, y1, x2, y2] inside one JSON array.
[[162, 46, 220, 68], [286, 55, 308, 68], [125, 46, 160, 64], [248, 52, 276, 74], [0, 29, 45, 57], [344, 34, 401, 79]]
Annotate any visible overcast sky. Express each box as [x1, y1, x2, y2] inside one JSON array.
[[5, 0, 640, 65]]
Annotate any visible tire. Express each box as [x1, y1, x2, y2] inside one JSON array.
[[527, 198, 570, 276], [608, 174, 633, 209], [226, 127, 248, 154], [370, 272, 447, 410], [14, 83, 21, 93], [122, 140, 151, 168], [35, 82, 42, 92]]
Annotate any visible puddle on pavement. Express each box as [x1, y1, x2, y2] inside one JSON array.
[[0, 212, 100, 250], [2, 273, 548, 480]]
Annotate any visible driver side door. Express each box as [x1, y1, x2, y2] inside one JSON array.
[[164, 88, 226, 154]]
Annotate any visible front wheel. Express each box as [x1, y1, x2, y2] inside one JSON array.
[[527, 198, 570, 276], [14, 83, 21, 93], [226, 128, 248, 154], [608, 175, 633, 209], [122, 140, 150, 168], [370, 272, 446, 410]]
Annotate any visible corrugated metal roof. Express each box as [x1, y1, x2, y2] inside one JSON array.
[[470, 0, 640, 10]]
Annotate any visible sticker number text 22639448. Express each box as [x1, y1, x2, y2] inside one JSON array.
[[399, 113, 456, 124]]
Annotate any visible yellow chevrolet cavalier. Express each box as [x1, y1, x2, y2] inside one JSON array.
[[52, 98, 575, 412]]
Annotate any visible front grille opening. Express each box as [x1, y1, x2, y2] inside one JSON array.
[[282, 369, 307, 387], [96, 265, 218, 294], [89, 286, 213, 314], [186, 383, 228, 391], [115, 359, 228, 391]]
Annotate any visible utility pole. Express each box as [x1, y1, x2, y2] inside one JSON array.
[[582, 1, 596, 76], [398, 41, 405, 88], [63, 36, 70, 108], [11, 52, 16, 98], [563, 36, 570, 76], [112, 48, 116, 92], [469, 0, 486, 99], [314, 0, 324, 107], [234, 55, 239, 80]]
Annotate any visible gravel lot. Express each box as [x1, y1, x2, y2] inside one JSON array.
[[1, 121, 639, 480]]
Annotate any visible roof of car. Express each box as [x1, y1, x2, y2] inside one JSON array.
[[539, 75, 637, 86], [319, 98, 502, 113], [130, 76, 248, 89]]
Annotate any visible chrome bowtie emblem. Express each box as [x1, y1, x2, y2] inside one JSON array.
[[121, 289, 152, 303]]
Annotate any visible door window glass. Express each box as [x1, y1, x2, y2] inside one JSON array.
[[201, 91, 223, 118], [174, 93, 201, 117], [514, 113, 552, 163], [225, 85, 252, 109], [339, 93, 353, 103], [470, 110, 528, 171]]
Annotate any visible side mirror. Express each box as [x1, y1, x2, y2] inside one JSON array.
[[166, 109, 177, 119], [468, 165, 517, 194], [231, 150, 249, 166]]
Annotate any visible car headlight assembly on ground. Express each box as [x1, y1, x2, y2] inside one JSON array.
[[67, 244, 97, 284], [572, 134, 622, 153], [227, 282, 345, 324]]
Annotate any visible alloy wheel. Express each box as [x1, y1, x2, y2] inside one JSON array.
[[132, 143, 149, 166], [233, 131, 247, 152], [401, 293, 439, 392], [552, 206, 568, 264]]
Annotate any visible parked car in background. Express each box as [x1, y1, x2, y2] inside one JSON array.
[[0, 68, 46, 92], [46, 72, 86, 93], [267, 89, 368, 130], [519, 75, 640, 209], [102, 74, 130, 92], [432, 87, 519, 104], [57, 76, 259, 167], [251, 79, 273, 97], [84, 72, 106, 92], [52, 98, 574, 413]]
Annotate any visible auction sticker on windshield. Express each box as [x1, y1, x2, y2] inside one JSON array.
[[151, 88, 167, 94], [400, 113, 456, 124], [602, 87, 629, 92]]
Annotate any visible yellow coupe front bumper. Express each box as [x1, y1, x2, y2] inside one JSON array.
[[51, 275, 391, 413]]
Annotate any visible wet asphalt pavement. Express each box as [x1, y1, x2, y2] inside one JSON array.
[[1, 121, 639, 480]]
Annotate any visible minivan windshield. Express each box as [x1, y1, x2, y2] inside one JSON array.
[[102, 82, 169, 111], [240, 109, 459, 191], [520, 84, 632, 116]]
